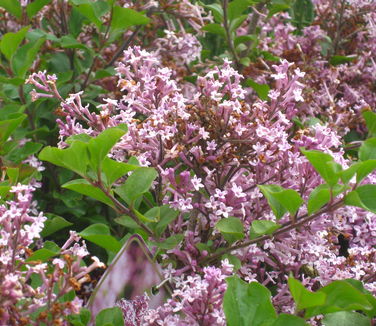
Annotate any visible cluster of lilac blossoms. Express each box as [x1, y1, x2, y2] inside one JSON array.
[[0, 183, 105, 325], [27, 38, 376, 323]]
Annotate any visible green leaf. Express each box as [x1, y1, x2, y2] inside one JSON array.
[[204, 4, 223, 23], [39, 141, 89, 177], [0, 113, 26, 144], [41, 213, 73, 237], [151, 234, 184, 250], [0, 0, 22, 18], [215, 217, 244, 244], [258, 185, 303, 219], [154, 205, 179, 236], [307, 184, 346, 215], [68, 308, 91, 326], [306, 280, 373, 318], [133, 206, 159, 223], [363, 111, 376, 137], [228, 0, 254, 20], [290, 0, 315, 31], [5, 141, 43, 164], [222, 254, 241, 271], [111, 6, 150, 30], [6, 167, 19, 184], [87, 125, 127, 172], [27, 241, 61, 262], [102, 157, 139, 186], [59, 35, 92, 52], [245, 79, 270, 100], [250, 220, 281, 239], [202, 23, 226, 37], [271, 314, 308, 326], [322, 311, 370, 326], [0, 26, 29, 61], [224, 276, 277, 326], [288, 277, 326, 311], [95, 307, 124, 326], [114, 215, 140, 229], [26, 0, 52, 18], [12, 37, 46, 78], [75, 1, 109, 29], [115, 167, 157, 204], [301, 149, 342, 186], [359, 138, 376, 161], [329, 55, 356, 66], [80, 224, 121, 253], [62, 179, 114, 207], [230, 15, 248, 33], [344, 185, 376, 214]]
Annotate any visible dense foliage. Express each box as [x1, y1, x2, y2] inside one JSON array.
[[0, 0, 376, 325]]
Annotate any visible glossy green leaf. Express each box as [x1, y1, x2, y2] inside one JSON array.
[[224, 276, 277, 326], [26, 0, 52, 18], [62, 179, 114, 207], [0, 26, 29, 61], [359, 138, 376, 161], [307, 184, 346, 215], [115, 167, 158, 204], [258, 184, 303, 219], [41, 213, 73, 237], [0, 0, 22, 18], [301, 149, 342, 186], [288, 277, 326, 311], [250, 220, 281, 239], [344, 185, 376, 214], [271, 314, 308, 326], [216, 217, 244, 243], [95, 307, 124, 326], [80, 224, 121, 253], [111, 6, 150, 30], [39, 141, 89, 176], [245, 79, 270, 101]]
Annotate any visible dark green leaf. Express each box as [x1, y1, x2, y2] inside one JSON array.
[[0, 26, 29, 61], [204, 4, 223, 23], [151, 234, 184, 250], [80, 224, 121, 253], [5, 142, 43, 164], [154, 205, 179, 236], [0, 113, 26, 144], [41, 213, 73, 237]]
